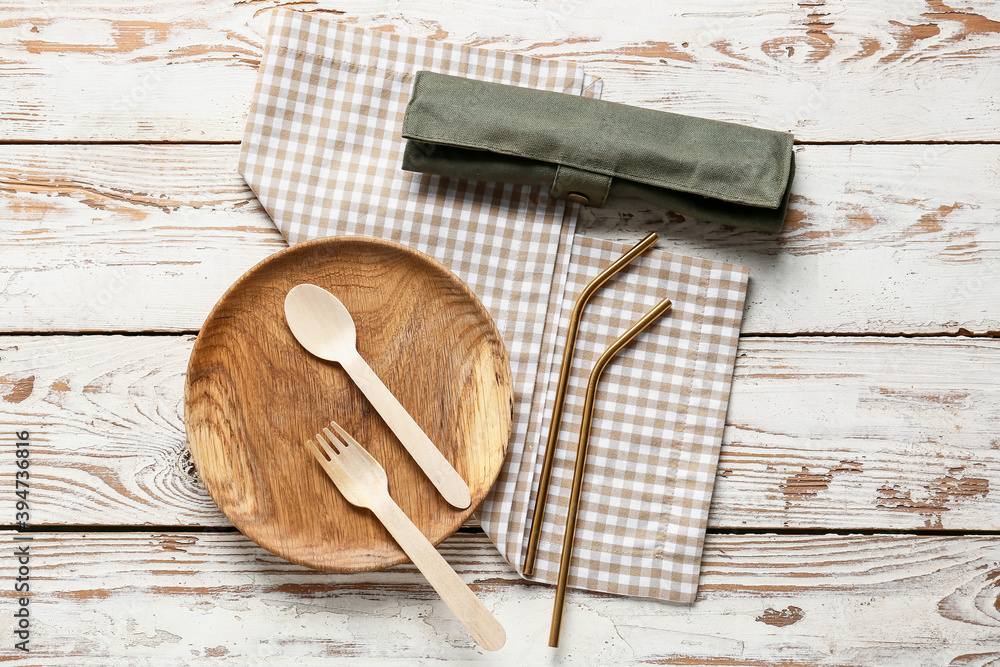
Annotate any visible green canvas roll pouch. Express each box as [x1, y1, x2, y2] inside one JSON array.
[[401, 71, 795, 232]]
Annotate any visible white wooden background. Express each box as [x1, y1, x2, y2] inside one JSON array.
[[2, 0, 1000, 664]]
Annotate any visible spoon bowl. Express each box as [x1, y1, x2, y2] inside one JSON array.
[[284, 283, 358, 361]]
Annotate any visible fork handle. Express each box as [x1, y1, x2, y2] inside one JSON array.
[[371, 499, 506, 651], [341, 349, 472, 509]]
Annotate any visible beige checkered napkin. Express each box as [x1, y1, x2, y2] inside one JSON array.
[[505, 236, 749, 603], [238, 10, 749, 604], [238, 9, 588, 560]]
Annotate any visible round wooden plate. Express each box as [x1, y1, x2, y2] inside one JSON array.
[[183, 236, 512, 572]]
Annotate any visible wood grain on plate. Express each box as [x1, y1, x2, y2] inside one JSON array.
[[183, 236, 512, 572]]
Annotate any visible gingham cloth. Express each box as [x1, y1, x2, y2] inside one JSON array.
[[239, 9, 748, 603], [517, 236, 748, 601]]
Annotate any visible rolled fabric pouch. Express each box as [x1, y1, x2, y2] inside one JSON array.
[[401, 71, 795, 232]]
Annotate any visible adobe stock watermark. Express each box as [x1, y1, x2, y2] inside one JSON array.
[[101, 61, 167, 136], [83, 266, 130, 318], [542, 0, 591, 29], [12, 430, 32, 653], [692, 17, 727, 50], [946, 273, 987, 304]]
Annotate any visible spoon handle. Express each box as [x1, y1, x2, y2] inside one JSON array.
[[340, 349, 473, 509], [370, 496, 506, 651]]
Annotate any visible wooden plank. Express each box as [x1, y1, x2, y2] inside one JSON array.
[[0, 144, 286, 332], [2, 143, 998, 334], [1, 0, 999, 141], [581, 143, 1000, 336], [714, 337, 1000, 530], [3, 335, 999, 530], [1, 530, 998, 664], [0, 335, 218, 526]]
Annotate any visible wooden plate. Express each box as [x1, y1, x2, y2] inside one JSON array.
[[183, 236, 512, 572]]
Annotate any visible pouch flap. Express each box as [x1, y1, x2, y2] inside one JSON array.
[[401, 71, 794, 211]]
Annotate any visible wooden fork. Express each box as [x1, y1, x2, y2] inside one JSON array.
[[305, 420, 506, 652]]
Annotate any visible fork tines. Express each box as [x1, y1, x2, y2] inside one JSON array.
[[309, 421, 357, 458]]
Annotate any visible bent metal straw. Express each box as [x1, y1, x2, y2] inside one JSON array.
[[549, 295, 673, 648], [523, 232, 659, 577]]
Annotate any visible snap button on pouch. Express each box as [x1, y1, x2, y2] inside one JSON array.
[[551, 165, 611, 206]]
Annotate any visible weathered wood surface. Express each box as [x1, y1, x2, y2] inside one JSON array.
[[716, 337, 1000, 530], [2, 1, 999, 663], [3, 334, 998, 531], [0, 144, 285, 333], [2, 0, 1000, 141], [1, 530, 998, 665], [3, 143, 998, 334]]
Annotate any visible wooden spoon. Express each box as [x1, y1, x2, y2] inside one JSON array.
[[284, 283, 472, 509]]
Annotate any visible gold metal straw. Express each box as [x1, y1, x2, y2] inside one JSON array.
[[548, 295, 673, 648], [523, 232, 658, 577]]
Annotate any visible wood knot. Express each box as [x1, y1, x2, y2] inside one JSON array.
[[177, 448, 201, 484]]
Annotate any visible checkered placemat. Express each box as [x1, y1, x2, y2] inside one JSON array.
[[238, 9, 748, 603], [513, 236, 749, 602]]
